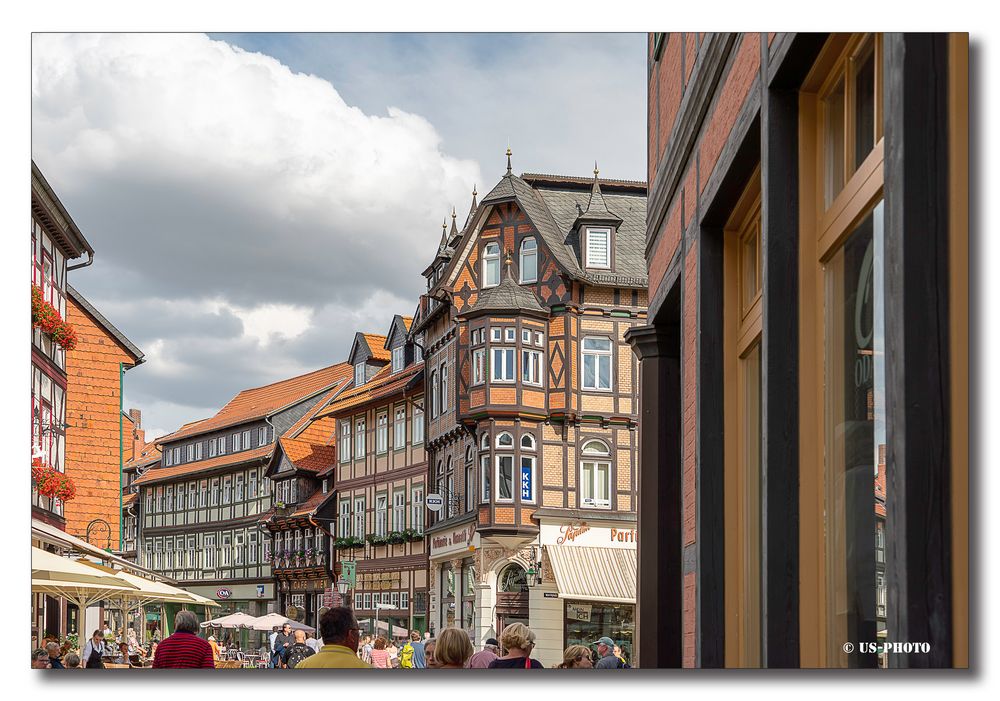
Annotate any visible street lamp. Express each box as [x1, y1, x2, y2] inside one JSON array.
[[336, 576, 350, 608]]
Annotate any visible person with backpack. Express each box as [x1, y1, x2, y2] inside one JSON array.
[[399, 629, 425, 668], [284, 630, 316, 669]]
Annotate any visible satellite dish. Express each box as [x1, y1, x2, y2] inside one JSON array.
[[426, 493, 444, 512]]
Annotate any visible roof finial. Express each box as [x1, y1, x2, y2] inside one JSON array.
[[594, 160, 600, 178], [504, 248, 513, 275], [506, 147, 512, 176], [451, 206, 457, 221]]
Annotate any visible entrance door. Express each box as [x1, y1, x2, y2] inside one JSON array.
[[495, 564, 529, 644]]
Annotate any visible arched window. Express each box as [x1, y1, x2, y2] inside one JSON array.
[[480, 432, 490, 450], [520, 433, 536, 451], [430, 370, 438, 418], [496, 432, 513, 448], [483, 242, 500, 287], [498, 563, 528, 593], [581, 439, 611, 456], [519, 237, 537, 283], [466, 445, 475, 463]]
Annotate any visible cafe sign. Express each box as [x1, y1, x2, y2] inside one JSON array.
[[430, 522, 480, 558], [540, 522, 638, 549]]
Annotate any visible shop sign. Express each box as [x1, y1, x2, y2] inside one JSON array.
[[520, 463, 533, 501], [256, 584, 265, 598], [430, 523, 479, 557], [426, 493, 444, 512], [544, 592, 559, 599], [540, 522, 638, 549], [216, 588, 232, 599], [566, 602, 592, 621], [341, 560, 357, 587]]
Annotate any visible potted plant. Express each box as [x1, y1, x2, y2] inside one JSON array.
[[387, 531, 406, 545], [365, 533, 389, 547]]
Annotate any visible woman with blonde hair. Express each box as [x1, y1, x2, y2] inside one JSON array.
[[487, 622, 543, 669], [435, 628, 474, 669], [554, 644, 594, 669]]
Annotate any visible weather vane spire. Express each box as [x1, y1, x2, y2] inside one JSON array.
[[594, 160, 600, 178], [506, 147, 512, 176]]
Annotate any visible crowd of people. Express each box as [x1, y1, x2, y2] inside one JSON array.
[[32, 607, 632, 670]]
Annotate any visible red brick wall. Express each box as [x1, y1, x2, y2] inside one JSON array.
[[63, 297, 137, 543]]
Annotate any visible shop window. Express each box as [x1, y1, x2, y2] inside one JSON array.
[[498, 564, 528, 593], [564, 601, 635, 666]]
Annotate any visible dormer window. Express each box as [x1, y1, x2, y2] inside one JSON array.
[[355, 362, 366, 387], [483, 242, 500, 287], [585, 227, 612, 269], [519, 237, 537, 283], [391, 345, 405, 373]]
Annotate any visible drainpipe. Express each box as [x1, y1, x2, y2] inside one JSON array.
[[67, 250, 94, 272], [119, 363, 125, 551]]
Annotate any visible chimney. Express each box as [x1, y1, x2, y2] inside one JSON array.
[[129, 409, 142, 427]]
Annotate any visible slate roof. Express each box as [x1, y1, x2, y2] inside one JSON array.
[[475, 171, 648, 289], [133, 443, 273, 486], [156, 363, 353, 444], [463, 274, 546, 316]]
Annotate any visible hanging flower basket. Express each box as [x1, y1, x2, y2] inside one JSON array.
[[31, 284, 77, 351], [31, 458, 77, 502]]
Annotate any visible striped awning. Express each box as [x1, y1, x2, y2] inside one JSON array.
[[546, 545, 636, 604]]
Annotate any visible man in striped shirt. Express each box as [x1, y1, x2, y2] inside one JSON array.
[[152, 610, 216, 669]]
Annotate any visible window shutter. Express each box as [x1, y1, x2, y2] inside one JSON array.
[[587, 229, 610, 267]]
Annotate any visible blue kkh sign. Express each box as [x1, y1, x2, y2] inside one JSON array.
[[520, 464, 532, 501]]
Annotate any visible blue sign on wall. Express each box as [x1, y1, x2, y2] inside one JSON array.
[[520, 463, 533, 501]]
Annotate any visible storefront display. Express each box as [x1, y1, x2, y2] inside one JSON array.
[[564, 600, 635, 664]]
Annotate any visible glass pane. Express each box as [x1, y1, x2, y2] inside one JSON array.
[[582, 463, 593, 501], [824, 76, 846, 209], [823, 200, 885, 668], [498, 457, 513, 500], [584, 337, 612, 352], [853, 38, 876, 171], [741, 223, 760, 313], [583, 355, 596, 387], [598, 356, 611, 389]]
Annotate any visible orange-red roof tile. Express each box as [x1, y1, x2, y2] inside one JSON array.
[[363, 334, 391, 362], [122, 492, 138, 507], [157, 363, 353, 444], [279, 437, 337, 473], [125, 444, 162, 470], [290, 489, 330, 517], [133, 444, 273, 486], [314, 362, 423, 418]]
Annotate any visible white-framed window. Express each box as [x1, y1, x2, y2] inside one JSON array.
[[355, 362, 366, 387], [249, 530, 258, 564], [465, 459, 475, 512], [188, 482, 196, 509], [234, 531, 245, 565], [223, 477, 232, 504], [586, 227, 611, 269], [235, 474, 244, 501], [211, 478, 220, 506], [205, 535, 216, 569], [491, 347, 515, 382], [392, 345, 405, 373], [355, 418, 366, 459], [582, 337, 613, 390], [199, 481, 207, 508], [165, 485, 173, 511], [186, 444, 194, 462], [208, 438, 216, 458], [430, 370, 438, 418], [496, 432, 514, 448], [401, 591, 409, 609], [176, 487, 184, 511], [195, 442, 203, 461], [243, 429, 251, 450], [363, 592, 371, 610], [353, 497, 365, 538], [519, 236, 537, 283], [521, 328, 532, 344], [480, 432, 490, 450], [164, 450, 172, 467], [411, 487, 424, 532], [391, 591, 400, 608], [376, 413, 388, 454], [393, 490, 406, 529], [440, 363, 448, 413], [519, 456, 536, 503], [521, 349, 543, 386], [233, 432, 242, 452], [413, 402, 424, 444], [145, 489, 154, 514], [249, 471, 257, 499], [186, 535, 196, 568], [341, 421, 352, 462], [483, 242, 500, 287], [535, 331, 544, 347], [259, 426, 268, 445], [218, 437, 226, 455], [394, 407, 406, 448], [339, 500, 351, 538], [173, 447, 180, 464], [521, 433, 536, 451], [355, 593, 364, 610], [472, 348, 486, 385], [490, 327, 501, 343], [496, 455, 514, 502], [581, 440, 612, 509], [376, 494, 388, 536], [221, 533, 232, 567], [504, 327, 516, 343]]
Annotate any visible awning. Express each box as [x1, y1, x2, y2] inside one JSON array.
[[546, 545, 636, 604], [31, 547, 139, 609]]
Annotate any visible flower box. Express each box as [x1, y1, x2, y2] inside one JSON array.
[[31, 458, 76, 502]]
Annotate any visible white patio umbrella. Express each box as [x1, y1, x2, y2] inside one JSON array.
[[247, 612, 315, 633], [201, 612, 258, 629], [32, 547, 139, 608], [357, 618, 409, 638]]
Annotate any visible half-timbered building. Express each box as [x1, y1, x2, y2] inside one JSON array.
[[413, 156, 648, 666], [316, 320, 430, 636], [132, 363, 352, 640]]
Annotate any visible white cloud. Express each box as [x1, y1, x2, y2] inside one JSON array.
[[228, 302, 312, 346]]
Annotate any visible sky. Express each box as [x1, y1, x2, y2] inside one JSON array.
[[31, 32, 646, 440]]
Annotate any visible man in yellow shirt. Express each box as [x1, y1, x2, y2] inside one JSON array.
[[293, 607, 372, 669]]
